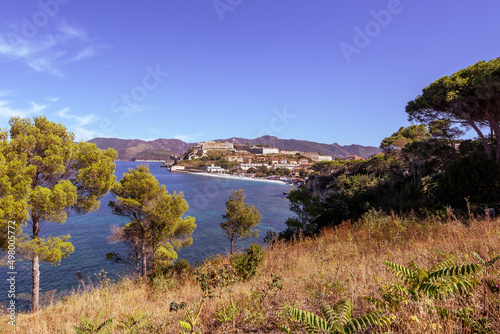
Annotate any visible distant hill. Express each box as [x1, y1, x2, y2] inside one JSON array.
[[214, 136, 382, 158], [88, 136, 381, 161], [88, 138, 189, 161]]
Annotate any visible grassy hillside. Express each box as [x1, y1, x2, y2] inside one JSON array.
[[4, 213, 500, 333]]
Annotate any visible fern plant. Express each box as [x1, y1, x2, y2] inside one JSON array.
[[277, 299, 390, 334], [115, 311, 159, 334], [170, 300, 204, 334], [364, 258, 486, 332], [73, 313, 113, 334], [378, 259, 481, 306], [473, 252, 500, 293]]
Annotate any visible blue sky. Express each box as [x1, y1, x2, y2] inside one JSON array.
[[0, 1, 499, 146]]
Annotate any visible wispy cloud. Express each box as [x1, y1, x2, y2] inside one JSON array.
[[56, 21, 88, 41], [73, 126, 107, 142], [46, 96, 60, 103], [70, 46, 95, 62], [0, 94, 102, 142], [56, 107, 97, 126], [0, 19, 105, 76], [0, 100, 47, 119]]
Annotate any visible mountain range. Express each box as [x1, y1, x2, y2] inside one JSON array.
[[88, 136, 382, 161]]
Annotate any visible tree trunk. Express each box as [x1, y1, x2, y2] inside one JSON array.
[[230, 236, 235, 254], [141, 242, 147, 277], [467, 120, 493, 160], [488, 119, 500, 163], [483, 108, 500, 163], [31, 217, 40, 313]]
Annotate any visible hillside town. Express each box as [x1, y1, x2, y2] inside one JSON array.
[[164, 141, 367, 183]]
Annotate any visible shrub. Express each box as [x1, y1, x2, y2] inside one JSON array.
[[434, 152, 500, 207], [230, 244, 265, 281]]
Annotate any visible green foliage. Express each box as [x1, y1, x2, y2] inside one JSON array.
[[280, 186, 325, 239], [73, 311, 113, 333], [171, 258, 240, 333], [195, 260, 239, 299], [434, 151, 500, 207], [381, 259, 480, 303], [169, 301, 203, 334], [24, 235, 75, 265], [173, 258, 192, 277], [216, 160, 238, 170], [109, 165, 196, 277], [278, 299, 390, 334], [0, 116, 117, 312], [230, 244, 265, 281], [362, 258, 489, 332], [312, 161, 345, 174], [221, 188, 261, 253], [406, 57, 500, 162], [115, 311, 165, 334], [243, 274, 283, 325], [380, 124, 430, 153]]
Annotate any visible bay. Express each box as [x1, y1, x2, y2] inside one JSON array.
[[1, 161, 292, 309]]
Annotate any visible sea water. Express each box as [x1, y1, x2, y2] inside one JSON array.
[[0, 161, 293, 309]]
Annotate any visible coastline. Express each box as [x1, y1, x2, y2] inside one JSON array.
[[184, 171, 295, 186]]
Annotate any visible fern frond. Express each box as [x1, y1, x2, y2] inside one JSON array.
[[408, 261, 428, 283], [436, 305, 473, 321], [320, 300, 337, 325], [96, 318, 113, 331], [179, 321, 192, 330], [331, 299, 352, 326], [486, 255, 500, 267], [472, 252, 485, 265], [276, 323, 293, 334], [430, 258, 456, 272], [346, 311, 391, 334], [288, 307, 331, 332], [363, 296, 388, 310], [383, 283, 411, 299], [420, 277, 474, 299], [385, 261, 416, 284], [73, 327, 87, 334], [428, 264, 482, 279]]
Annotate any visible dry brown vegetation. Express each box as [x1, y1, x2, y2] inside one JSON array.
[[2, 212, 500, 333]]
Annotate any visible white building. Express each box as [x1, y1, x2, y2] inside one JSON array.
[[316, 155, 333, 161], [239, 163, 270, 171], [207, 165, 226, 173], [246, 146, 279, 155]]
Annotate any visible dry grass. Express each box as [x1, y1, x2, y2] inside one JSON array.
[[3, 213, 500, 333]]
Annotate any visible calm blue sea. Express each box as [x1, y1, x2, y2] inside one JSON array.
[[1, 162, 292, 309]]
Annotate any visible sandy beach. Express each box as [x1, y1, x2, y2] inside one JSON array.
[[186, 171, 295, 186]]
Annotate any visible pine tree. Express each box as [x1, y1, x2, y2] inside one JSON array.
[[0, 116, 117, 312], [109, 165, 196, 276], [221, 188, 261, 254]]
